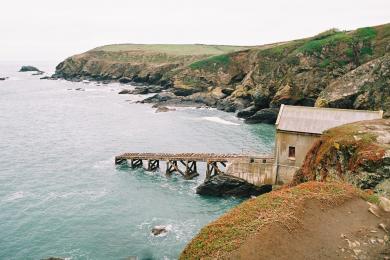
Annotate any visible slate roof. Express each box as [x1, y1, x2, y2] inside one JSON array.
[[275, 105, 383, 135]]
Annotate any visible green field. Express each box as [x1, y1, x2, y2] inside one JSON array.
[[91, 44, 249, 56]]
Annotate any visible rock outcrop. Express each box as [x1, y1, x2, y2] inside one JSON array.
[[151, 226, 168, 236], [294, 119, 390, 194], [19, 66, 42, 72], [196, 174, 272, 197], [53, 24, 390, 123], [316, 54, 390, 117]]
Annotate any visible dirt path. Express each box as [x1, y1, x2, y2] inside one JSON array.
[[230, 198, 390, 259]]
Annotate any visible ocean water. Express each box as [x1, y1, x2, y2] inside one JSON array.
[[0, 62, 275, 260]]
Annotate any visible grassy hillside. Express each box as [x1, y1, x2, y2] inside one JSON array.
[[92, 44, 248, 55], [54, 23, 390, 120]]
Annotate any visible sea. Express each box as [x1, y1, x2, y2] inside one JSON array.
[[0, 61, 275, 260]]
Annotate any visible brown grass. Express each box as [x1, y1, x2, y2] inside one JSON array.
[[180, 181, 366, 259]]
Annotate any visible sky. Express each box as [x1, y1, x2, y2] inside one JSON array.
[[1, 0, 389, 62]]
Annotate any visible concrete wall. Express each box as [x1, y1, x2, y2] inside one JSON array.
[[274, 131, 319, 184], [226, 159, 275, 186]]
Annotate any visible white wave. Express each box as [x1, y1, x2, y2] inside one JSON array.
[[45, 189, 108, 201], [93, 158, 114, 169], [201, 116, 240, 126], [2, 191, 27, 202]]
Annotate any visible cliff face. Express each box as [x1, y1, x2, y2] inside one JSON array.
[[316, 54, 390, 117], [53, 44, 248, 85], [294, 119, 390, 194], [54, 24, 390, 122]]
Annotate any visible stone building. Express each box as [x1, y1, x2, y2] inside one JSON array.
[[274, 105, 383, 183]]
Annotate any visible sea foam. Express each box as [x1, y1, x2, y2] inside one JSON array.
[[201, 116, 240, 126]]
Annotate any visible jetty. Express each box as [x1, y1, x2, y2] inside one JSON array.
[[115, 152, 274, 181]]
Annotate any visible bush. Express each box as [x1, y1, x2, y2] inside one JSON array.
[[319, 58, 330, 68], [354, 27, 377, 41], [189, 54, 231, 70], [298, 32, 350, 54]]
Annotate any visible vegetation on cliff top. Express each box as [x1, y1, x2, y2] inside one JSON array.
[[180, 181, 366, 259], [91, 44, 249, 55]]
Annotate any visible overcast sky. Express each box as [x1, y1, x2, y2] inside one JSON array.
[[1, 0, 389, 61]]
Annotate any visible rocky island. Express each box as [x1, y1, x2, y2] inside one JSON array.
[[53, 23, 390, 123], [19, 65, 42, 73]]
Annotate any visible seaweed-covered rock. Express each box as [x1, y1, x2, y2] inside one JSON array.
[[196, 174, 272, 197]]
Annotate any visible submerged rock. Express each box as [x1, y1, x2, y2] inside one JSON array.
[[142, 92, 176, 103], [40, 76, 53, 80], [152, 226, 168, 236], [118, 89, 132, 94], [19, 65, 42, 72], [196, 174, 272, 197], [32, 71, 44, 76], [118, 77, 132, 84], [155, 106, 176, 113]]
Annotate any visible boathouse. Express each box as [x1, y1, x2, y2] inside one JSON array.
[[274, 105, 384, 183]]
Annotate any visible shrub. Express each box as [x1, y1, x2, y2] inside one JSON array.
[[189, 54, 231, 70], [298, 32, 350, 54], [319, 58, 330, 68], [354, 27, 377, 41]]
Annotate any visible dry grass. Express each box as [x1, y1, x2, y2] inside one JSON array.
[[91, 44, 248, 56], [180, 181, 365, 259]]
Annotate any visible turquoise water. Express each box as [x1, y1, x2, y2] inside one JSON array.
[[0, 62, 275, 260]]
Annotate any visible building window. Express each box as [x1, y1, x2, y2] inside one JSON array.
[[288, 146, 295, 160]]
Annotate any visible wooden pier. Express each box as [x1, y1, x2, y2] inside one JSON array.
[[115, 152, 274, 180]]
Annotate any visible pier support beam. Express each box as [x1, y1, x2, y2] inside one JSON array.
[[166, 160, 198, 179], [147, 160, 159, 171], [184, 160, 199, 179], [130, 159, 143, 168], [166, 160, 179, 176], [206, 161, 226, 180], [115, 157, 127, 165]]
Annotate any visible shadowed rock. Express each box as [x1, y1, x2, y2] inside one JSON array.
[[196, 174, 272, 197], [244, 108, 279, 124]]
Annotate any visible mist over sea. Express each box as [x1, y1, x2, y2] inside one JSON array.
[[0, 62, 275, 259]]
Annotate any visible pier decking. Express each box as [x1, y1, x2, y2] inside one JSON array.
[[115, 152, 274, 180]]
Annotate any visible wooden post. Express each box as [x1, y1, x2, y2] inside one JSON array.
[[115, 157, 127, 165], [183, 160, 199, 179], [131, 159, 143, 168], [147, 160, 159, 171]]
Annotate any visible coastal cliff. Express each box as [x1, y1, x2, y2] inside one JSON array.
[[54, 23, 390, 122]]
